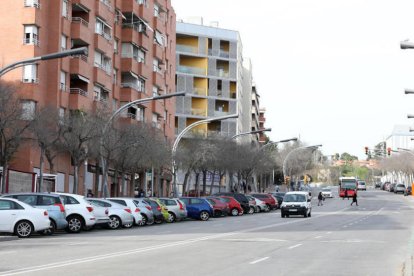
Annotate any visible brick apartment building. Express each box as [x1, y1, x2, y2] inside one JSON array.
[[0, 0, 176, 196]]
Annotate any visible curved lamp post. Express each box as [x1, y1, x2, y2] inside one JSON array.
[[172, 113, 239, 197], [231, 128, 272, 140], [100, 92, 186, 197]]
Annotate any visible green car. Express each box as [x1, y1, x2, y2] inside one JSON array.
[[150, 198, 170, 222]]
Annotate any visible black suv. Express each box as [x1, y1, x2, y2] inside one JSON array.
[[213, 192, 250, 214]]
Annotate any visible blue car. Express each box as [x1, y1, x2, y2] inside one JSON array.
[[179, 197, 213, 221], [2, 193, 67, 234]]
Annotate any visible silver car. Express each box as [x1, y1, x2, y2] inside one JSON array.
[[107, 198, 148, 226], [394, 184, 406, 194], [159, 198, 187, 222], [253, 197, 269, 212], [87, 199, 134, 229]]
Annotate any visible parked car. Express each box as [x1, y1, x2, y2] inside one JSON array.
[[389, 183, 396, 192], [214, 193, 250, 214], [145, 198, 166, 224], [0, 198, 50, 238], [87, 199, 134, 229], [251, 193, 278, 210], [245, 195, 257, 214], [2, 193, 67, 235], [159, 198, 187, 222], [357, 180, 367, 191], [394, 184, 406, 194], [271, 192, 285, 208], [90, 204, 110, 228], [179, 197, 213, 221], [107, 198, 146, 226], [54, 193, 96, 233], [253, 197, 269, 212], [405, 186, 412, 196], [321, 188, 333, 198], [281, 191, 312, 218], [206, 197, 229, 217], [217, 196, 243, 216], [375, 183, 382, 189]]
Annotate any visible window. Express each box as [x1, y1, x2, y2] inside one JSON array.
[[22, 64, 38, 83], [61, 34, 67, 51], [21, 100, 36, 120], [114, 39, 119, 54], [137, 48, 145, 63], [62, 0, 68, 18], [121, 43, 145, 63], [95, 17, 112, 40], [152, 113, 158, 128], [154, 4, 160, 17], [137, 107, 144, 121], [94, 85, 109, 102], [154, 31, 164, 46], [60, 71, 67, 91], [0, 200, 23, 210], [23, 25, 39, 45], [24, 0, 40, 8], [137, 0, 147, 7], [94, 51, 112, 74], [152, 86, 159, 97], [113, 68, 118, 84], [39, 196, 60, 205], [190, 198, 203, 204], [63, 196, 79, 205], [153, 59, 161, 73]]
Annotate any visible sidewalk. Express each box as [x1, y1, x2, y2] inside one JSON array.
[[0, 235, 18, 242]]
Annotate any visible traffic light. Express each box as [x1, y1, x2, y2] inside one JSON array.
[[284, 176, 290, 185], [387, 147, 391, 156], [364, 146, 368, 155]]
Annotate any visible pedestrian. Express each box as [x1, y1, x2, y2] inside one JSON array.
[[318, 191, 323, 206], [134, 190, 139, 198], [351, 192, 358, 206], [275, 185, 280, 192], [343, 189, 347, 200], [86, 189, 94, 198]]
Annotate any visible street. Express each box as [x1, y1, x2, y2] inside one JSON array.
[[0, 189, 413, 276]]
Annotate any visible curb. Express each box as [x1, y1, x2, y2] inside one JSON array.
[[0, 236, 18, 242]]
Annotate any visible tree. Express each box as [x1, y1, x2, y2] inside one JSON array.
[[0, 81, 31, 193], [30, 106, 61, 191]]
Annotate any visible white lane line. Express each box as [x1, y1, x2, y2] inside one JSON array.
[[0, 206, 350, 276], [158, 231, 172, 234], [326, 232, 332, 234], [288, 244, 302, 250], [0, 251, 16, 255], [249, 257, 269, 265], [314, 236, 322, 239]]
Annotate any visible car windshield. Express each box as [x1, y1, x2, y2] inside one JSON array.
[[283, 194, 306, 202], [322, 188, 330, 191]]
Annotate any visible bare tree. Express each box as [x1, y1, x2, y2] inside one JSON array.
[[0, 81, 31, 194]]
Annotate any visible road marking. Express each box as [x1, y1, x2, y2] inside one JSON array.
[[249, 257, 269, 264], [224, 238, 287, 242], [314, 236, 322, 239], [0, 206, 351, 276], [0, 251, 16, 255], [158, 231, 172, 234], [326, 232, 332, 234], [288, 244, 302, 250]]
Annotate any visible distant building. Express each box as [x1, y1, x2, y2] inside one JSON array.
[[385, 125, 414, 150]]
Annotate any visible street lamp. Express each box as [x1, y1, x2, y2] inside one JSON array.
[[405, 89, 414, 95], [401, 40, 414, 49], [100, 92, 186, 197], [282, 144, 322, 188], [260, 137, 298, 152], [0, 47, 88, 77], [171, 113, 239, 197], [231, 128, 272, 140]]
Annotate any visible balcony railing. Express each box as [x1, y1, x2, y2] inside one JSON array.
[[71, 54, 88, 62], [23, 38, 40, 46], [21, 78, 39, 84], [99, 0, 113, 11], [176, 44, 198, 54], [24, 0, 40, 8], [121, 82, 144, 92], [94, 62, 112, 75], [70, 88, 88, 97], [176, 65, 206, 75], [214, 110, 228, 116], [191, 108, 207, 116], [216, 69, 229, 78], [208, 49, 230, 58], [72, 17, 89, 27]]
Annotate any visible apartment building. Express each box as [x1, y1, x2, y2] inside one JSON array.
[[0, 0, 176, 196], [251, 83, 261, 144], [174, 20, 250, 139], [258, 108, 267, 144]]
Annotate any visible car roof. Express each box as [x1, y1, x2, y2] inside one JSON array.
[[4, 192, 61, 197], [285, 191, 308, 196]]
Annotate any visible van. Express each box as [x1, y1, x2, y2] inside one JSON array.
[[280, 191, 312, 218]]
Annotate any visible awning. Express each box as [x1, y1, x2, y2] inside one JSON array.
[[129, 71, 139, 80], [71, 74, 90, 83], [73, 3, 90, 13]]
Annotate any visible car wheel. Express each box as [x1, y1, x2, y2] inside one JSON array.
[[15, 220, 33, 238], [123, 223, 133, 228], [200, 211, 210, 221], [231, 208, 239, 216], [304, 210, 308, 218], [40, 220, 56, 235], [281, 212, 285, 218], [248, 207, 255, 214], [265, 206, 270, 212], [108, 216, 121, 229], [167, 212, 176, 223], [66, 215, 83, 233], [140, 214, 148, 226], [308, 211, 312, 217]]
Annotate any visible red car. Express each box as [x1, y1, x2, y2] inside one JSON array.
[[206, 197, 229, 217], [251, 193, 278, 210], [217, 196, 243, 216]]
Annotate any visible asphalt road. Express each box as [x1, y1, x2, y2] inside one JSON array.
[[1, 189, 414, 276]]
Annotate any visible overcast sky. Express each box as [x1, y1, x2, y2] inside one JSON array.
[[171, 0, 414, 159]]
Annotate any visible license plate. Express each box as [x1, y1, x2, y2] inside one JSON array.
[[289, 209, 297, 212]]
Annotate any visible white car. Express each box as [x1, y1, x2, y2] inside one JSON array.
[[87, 199, 134, 229], [280, 191, 312, 218], [357, 181, 367, 191], [90, 203, 110, 227], [106, 198, 144, 226], [321, 188, 333, 198], [0, 198, 50, 238], [54, 193, 96, 233], [253, 197, 269, 212]]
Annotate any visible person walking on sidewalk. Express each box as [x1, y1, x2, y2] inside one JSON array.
[[351, 192, 358, 206], [318, 192, 324, 206]]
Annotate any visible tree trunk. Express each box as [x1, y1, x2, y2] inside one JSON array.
[[195, 172, 200, 197], [122, 173, 127, 196], [38, 147, 45, 192], [182, 169, 190, 196], [113, 170, 119, 197], [228, 170, 233, 192], [202, 170, 207, 195], [45, 149, 55, 174], [1, 162, 8, 194], [157, 168, 162, 197], [209, 170, 215, 195], [73, 165, 79, 194], [94, 158, 100, 197]]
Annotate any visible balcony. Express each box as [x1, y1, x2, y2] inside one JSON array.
[[176, 65, 206, 76], [94, 33, 113, 55], [153, 71, 164, 87], [151, 101, 164, 116], [208, 49, 230, 59], [93, 67, 112, 89], [191, 108, 207, 117], [192, 87, 207, 96], [121, 82, 143, 92], [96, 0, 114, 23], [153, 15, 166, 34], [176, 44, 199, 54], [121, 58, 151, 79], [259, 116, 266, 123], [70, 88, 88, 97], [214, 110, 228, 116], [72, 0, 92, 10], [71, 18, 92, 44], [216, 69, 229, 78], [70, 55, 91, 79], [121, 27, 150, 50], [153, 44, 164, 60]]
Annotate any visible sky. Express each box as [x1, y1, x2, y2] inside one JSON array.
[[171, 0, 414, 159]]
